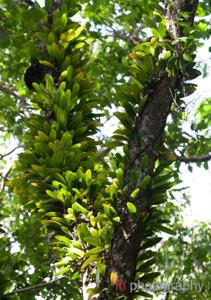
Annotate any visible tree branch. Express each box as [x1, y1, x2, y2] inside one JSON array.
[[24, 0, 35, 7], [175, 153, 211, 163], [0, 84, 30, 116], [0, 146, 21, 160], [0, 167, 12, 197], [105, 23, 146, 45], [48, 0, 64, 26], [5, 277, 65, 296], [98, 1, 199, 299], [0, 147, 21, 203]]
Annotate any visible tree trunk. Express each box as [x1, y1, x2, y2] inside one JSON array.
[[98, 0, 199, 299]]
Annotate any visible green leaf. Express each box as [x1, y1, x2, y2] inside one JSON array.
[[150, 193, 167, 205], [140, 175, 152, 190], [141, 237, 162, 249], [63, 25, 86, 42], [61, 131, 72, 149], [135, 290, 153, 298], [113, 217, 120, 222], [162, 50, 171, 60], [136, 258, 156, 272], [156, 225, 176, 235], [183, 53, 192, 61], [187, 68, 201, 80], [69, 247, 85, 257], [152, 11, 163, 22], [72, 202, 88, 215], [123, 102, 136, 119], [139, 272, 160, 282], [54, 257, 71, 267], [127, 202, 137, 214], [55, 173, 66, 184], [112, 133, 129, 142], [55, 106, 67, 128], [130, 188, 140, 199], [105, 140, 125, 148], [81, 255, 99, 270], [143, 14, 156, 28], [83, 247, 104, 258], [138, 250, 156, 261], [67, 65, 74, 82], [72, 82, 80, 97], [130, 76, 144, 91], [41, 220, 62, 227], [55, 266, 71, 276], [152, 173, 173, 185], [151, 181, 175, 195], [65, 171, 76, 188], [150, 27, 160, 38], [45, 74, 54, 95], [113, 128, 131, 139], [143, 55, 154, 75], [153, 161, 173, 178], [76, 224, 90, 240], [65, 210, 76, 222], [114, 111, 133, 128], [55, 235, 72, 246], [116, 168, 124, 187], [157, 22, 166, 38], [46, 190, 57, 200], [85, 169, 92, 187], [84, 237, 100, 247], [60, 13, 68, 27]]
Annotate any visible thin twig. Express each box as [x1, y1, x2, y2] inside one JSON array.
[[168, 87, 180, 109], [175, 153, 211, 163], [0, 167, 12, 196], [5, 277, 66, 296], [0, 146, 21, 160], [105, 23, 146, 44]]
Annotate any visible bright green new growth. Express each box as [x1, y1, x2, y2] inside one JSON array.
[[13, 4, 116, 286]]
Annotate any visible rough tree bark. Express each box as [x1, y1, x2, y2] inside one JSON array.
[[98, 0, 199, 299]]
